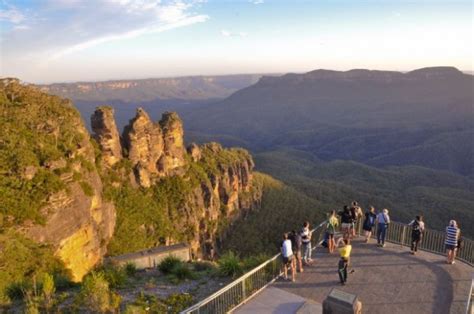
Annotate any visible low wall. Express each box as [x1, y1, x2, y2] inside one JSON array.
[[106, 243, 190, 269]]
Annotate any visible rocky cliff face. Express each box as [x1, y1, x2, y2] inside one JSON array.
[[0, 79, 116, 282], [92, 107, 261, 259]]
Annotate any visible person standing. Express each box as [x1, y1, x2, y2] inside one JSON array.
[[301, 222, 313, 265], [281, 233, 296, 281], [376, 209, 390, 247], [337, 237, 353, 285], [408, 215, 425, 254], [290, 230, 304, 272], [327, 210, 339, 253], [338, 206, 353, 240], [350, 201, 363, 237], [445, 220, 460, 264], [363, 206, 377, 243]]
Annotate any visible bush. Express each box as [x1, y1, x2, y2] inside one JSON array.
[[5, 281, 30, 301], [124, 291, 167, 313], [192, 261, 216, 273], [164, 293, 194, 314], [218, 252, 243, 278], [124, 263, 137, 277], [242, 254, 270, 271], [41, 273, 55, 311], [170, 263, 196, 281], [100, 265, 127, 289], [78, 272, 120, 312], [158, 256, 182, 274]]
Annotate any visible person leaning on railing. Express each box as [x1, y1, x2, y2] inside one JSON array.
[[408, 215, 425, 255]]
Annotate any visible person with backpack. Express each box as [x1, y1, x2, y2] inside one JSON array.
[[376, 209, 390, 247], [290, 230, 304, 272], [338, 206, 353, 240], [408, 215, 425, 254], [301, 222, 313, 265], [445, 220, 460, 264], [281, 233, 296, 281], [363, 206, 377, 243], [327, 210, 339, 253]]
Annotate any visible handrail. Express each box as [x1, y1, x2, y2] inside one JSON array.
[[182, 218, 473, 314], [369, 220, 473, 266], [181, 220, 328, 314]]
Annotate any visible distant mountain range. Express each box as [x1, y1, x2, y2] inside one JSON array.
[[37, 74, 263, 102], [183, 67, 474, 176]]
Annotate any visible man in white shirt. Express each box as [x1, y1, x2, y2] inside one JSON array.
[[281, 233, 296, 282]]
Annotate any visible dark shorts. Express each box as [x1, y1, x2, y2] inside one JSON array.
[[363, 225, 374, 232], [446, 244, 456, 251], [282, 254, 294, 265]]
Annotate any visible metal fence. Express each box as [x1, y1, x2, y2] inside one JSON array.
[[182, 219, 473, 314], [363, 220, 473, 266], [181, 221, 328, 314]]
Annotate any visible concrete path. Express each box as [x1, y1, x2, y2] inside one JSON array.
[[234, 286, 309, 314], [235, 238, 473, 314]]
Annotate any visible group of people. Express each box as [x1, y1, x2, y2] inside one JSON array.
[[280, 201, 464, 285], [280, 222, 313, 281]]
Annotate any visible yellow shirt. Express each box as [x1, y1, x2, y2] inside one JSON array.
[[339, 245, 352, 259]]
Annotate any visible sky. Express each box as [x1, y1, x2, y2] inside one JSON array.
[[0, 0, 472, 83]]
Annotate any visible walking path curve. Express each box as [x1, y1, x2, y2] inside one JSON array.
[[235, 237, 473, 314]]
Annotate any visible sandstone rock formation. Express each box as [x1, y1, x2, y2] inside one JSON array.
[[92, 107, 261, 260], [122, 108, 164, 187], [14, 95, 117, 282], [91, 106, 122, 167], [158, 112, 186, 176]]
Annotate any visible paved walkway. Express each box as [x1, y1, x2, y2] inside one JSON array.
[[235, 238, 473, 314]]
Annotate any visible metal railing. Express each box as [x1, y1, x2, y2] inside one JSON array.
[[181, 220, 328, 314], [182, 218, 473, 314], [362, 220, 474, 266]]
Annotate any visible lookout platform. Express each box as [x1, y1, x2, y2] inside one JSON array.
[[235, 237, 473, 314]]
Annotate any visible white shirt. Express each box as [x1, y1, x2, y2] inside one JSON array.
[[282, 239, 293, 258]]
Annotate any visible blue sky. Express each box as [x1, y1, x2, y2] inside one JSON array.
[[0, 0, 472, 83]]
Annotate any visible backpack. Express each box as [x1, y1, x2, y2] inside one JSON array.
[[327, 219, 336, 233], [412, 220, 421, 235]]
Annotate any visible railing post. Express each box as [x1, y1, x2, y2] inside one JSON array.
[[401, 225, 406, 248], [242, 279, 246, 302]]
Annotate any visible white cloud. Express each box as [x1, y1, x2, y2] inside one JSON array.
[[250, 0, 264, 4], [0, 6, 25, 24], [1, 0, 209, 62], [221, 29, 248, 38]]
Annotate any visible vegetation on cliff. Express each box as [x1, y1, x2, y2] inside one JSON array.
[[104, 143, 257, 257], [0, 79, 85, 226]]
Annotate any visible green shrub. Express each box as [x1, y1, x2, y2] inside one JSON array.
[[5, 281, 30, 301], [218, 252, 243, 278], [170, 263, 196, 281], [124, 263, 137, 277], [124, 291, 167, 313], [41, 273, 55, 311], [78, 272, 120, 312], [99, 265, 127, 289], [158, 256, 182, 274], [242, 254, 270, 271], [164, 293, 194, 314], [192, 261, 216, 273]]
